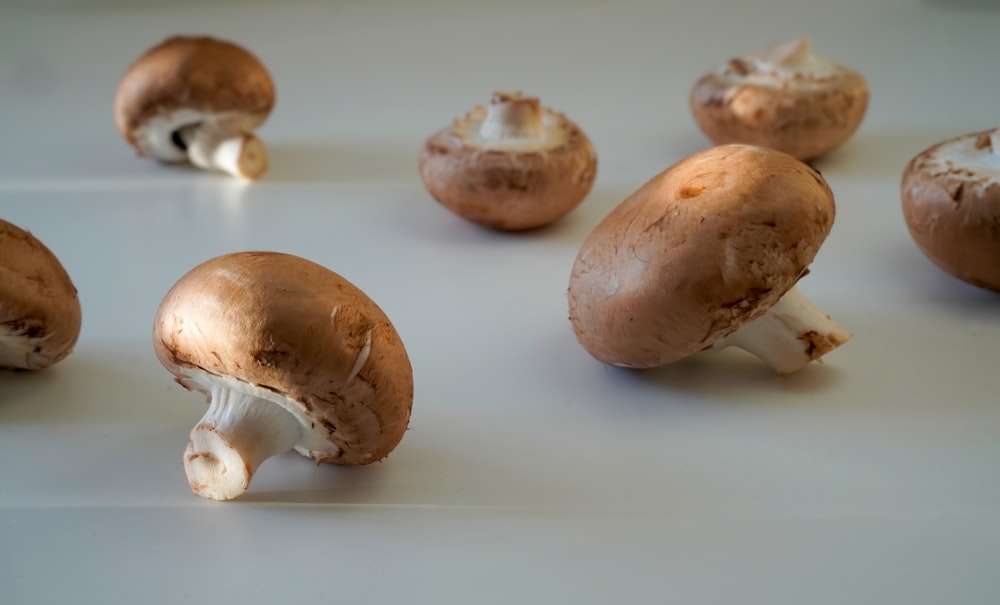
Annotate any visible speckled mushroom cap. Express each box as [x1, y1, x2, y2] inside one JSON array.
[[419, 91, 597, 230], [901, 129, 1000, 292], [0, 219, 81, 370], [690, 38, 868, 161], [113, 36, 275, 162], [568, 144, 835, 368], [153, 251, 413, 465]]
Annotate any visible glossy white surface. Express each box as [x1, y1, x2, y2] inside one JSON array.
[[2, 0, 999, 603]]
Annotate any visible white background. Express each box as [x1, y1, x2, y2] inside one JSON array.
[[1, 0, 998, 603]]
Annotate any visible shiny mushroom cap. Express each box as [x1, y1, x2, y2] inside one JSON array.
[[568, 144, 850, 373], [154, 251, 413, 500], [0, 219, 81, 370], [690, 38, 868, 161], [901, 128, 1000, 291], [419, 91, 597, 230], [114, 36, 275, 179]]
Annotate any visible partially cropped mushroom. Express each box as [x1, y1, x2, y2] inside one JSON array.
[[690, 37, 868, 161], [418, 91, 597, 230], [901, 129, 1000, 291], [568, 144, 851, 374], [0, 219, 81, 370], [153, 252, 413, 501], [114, 36, 275, 180]]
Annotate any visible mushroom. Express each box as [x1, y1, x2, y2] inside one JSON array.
[[0, 219, 82, 370], [418, 91, 597, 230], [690, 37, 868, 161], [153, 252, 413, 501], [901, 128, 1000, 291], [568, 144, 851, 374], [114, 36, 275, 180]]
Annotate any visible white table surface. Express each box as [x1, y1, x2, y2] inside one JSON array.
[[2, 0, 998, 603]]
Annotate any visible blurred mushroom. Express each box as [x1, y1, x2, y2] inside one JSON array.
[[568, 144, 851, 374], [0, 219, 81, 370], [154, 252, 413, 501], [419, 91, 597, 230], [690, 38, 868, 160], [114, 36, 275, 180], [901, 128, 1000, 291]]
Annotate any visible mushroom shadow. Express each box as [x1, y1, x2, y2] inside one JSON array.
[[234, 458, 395, 505], [386, 185, 633, 248], [546, 323, 847, 421], [263, 142, 419, 184], [0, 367, 54, 406], [615, 350, 848, 399], [0, 344, 191, 426], [236, 439, 575, 507], [891, 239, 1000, 310], [488, 185, 633, 245], [811, 129, 965, 177]]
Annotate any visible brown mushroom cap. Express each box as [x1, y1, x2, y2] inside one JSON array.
[[568, 144, 835, 368], [113, 36, 275, 161], [690, 38, 868, 161], [418, 92, 597, 230], [0, 219, 82, 370], [901, 129, 1000, 291], [153, 251, 413, 465]]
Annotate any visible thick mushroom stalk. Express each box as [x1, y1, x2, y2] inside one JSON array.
[[712, 286, 851, 374], [568, 145, 850, 373], [478, 92, 545, 141], [180, 123, 267, 180], [184, 382, 302, 501], [154, 252, 413, 501], [114, 36, 275, 180]]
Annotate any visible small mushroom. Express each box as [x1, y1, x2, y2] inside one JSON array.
[[418, 91, 597, 230], [153, 252, 413, 501], [0, 219, 81, 370], [568, 144, 851, 374], [901, 128, 1000, 291], [690, 37, 868, 160], [114, 36, 275, 180]]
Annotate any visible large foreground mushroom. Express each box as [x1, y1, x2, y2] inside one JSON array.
[[0, 219, 81, 370], [568, 144, 851, 374], [419, 91, 597, 230], [690, 38, 868, 161], [114, 36, 275, 180], [901, 128, 1000, 292], [154, 252, 413, 501]]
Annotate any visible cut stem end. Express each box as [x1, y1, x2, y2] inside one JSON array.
[[184, 427, 252, 501], [714, 285, 852, 374], [478, 92, 544, 141], [182, 387, 303, 501], [186, 126, 268, 180]]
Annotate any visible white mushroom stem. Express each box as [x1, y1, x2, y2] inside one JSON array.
[[478, 92, 545, 141], [0, 322, 51, 370], [989, 128, 1000, 153], [183, 123, 268, 180], [755, 37, 811, 68], [712, 285, 852, 374], [184, 384, 303, 501]]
